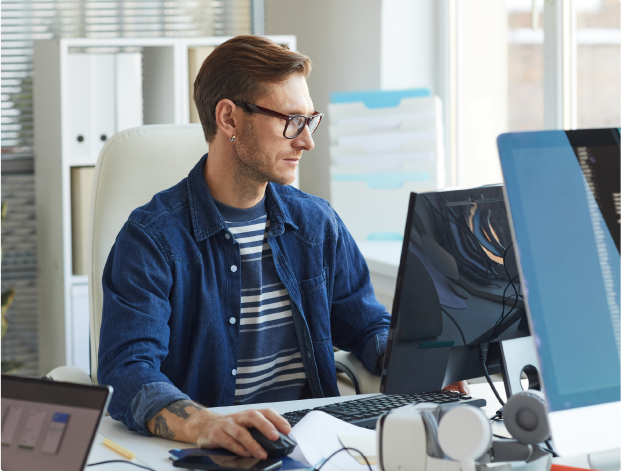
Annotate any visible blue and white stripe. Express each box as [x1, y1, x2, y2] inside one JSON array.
[[215, 199, 307, 404]]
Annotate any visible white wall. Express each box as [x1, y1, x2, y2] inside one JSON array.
[[265, 0, 439, 200], [381, 0, 436, 91]]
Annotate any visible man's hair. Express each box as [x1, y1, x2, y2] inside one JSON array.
[[194, 35, 312, 143]]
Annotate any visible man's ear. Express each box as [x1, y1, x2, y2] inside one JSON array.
[[215, 99, 239, 140]]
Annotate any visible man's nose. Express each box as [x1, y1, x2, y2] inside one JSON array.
[[293, 124, 315, 151]]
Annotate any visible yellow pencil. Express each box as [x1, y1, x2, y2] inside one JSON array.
[[103, 437, 136, 460]]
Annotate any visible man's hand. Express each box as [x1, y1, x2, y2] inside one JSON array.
[[193, 408, 291, 459], [442, 380, 470, 394], [146, 400, 291, 460]]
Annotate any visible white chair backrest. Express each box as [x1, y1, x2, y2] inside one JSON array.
[[88, 124, 208, 383]]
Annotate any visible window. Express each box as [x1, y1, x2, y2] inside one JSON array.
[[576, 0, 620, 128]]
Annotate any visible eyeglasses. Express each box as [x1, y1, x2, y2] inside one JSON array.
[[232, 100, 323, 139]]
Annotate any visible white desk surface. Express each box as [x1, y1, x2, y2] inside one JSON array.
[[86, 383, 507, 470]]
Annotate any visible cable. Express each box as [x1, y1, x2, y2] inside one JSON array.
[[544, 440, 558, 457], [478, 343, 505, 407], [441, 307, 467, 346], [489, 273, 520, 342], [489, 408, 503, 422], [87, 460, 155, 470], [315, 447, 372, 471]]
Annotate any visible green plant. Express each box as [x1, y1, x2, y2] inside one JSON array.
[[1, 201, 23, 374]]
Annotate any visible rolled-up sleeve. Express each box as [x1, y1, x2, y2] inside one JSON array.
[[361, 331, 389, 375], [329, 212, 391, 374], [98, 221, 187, 436]]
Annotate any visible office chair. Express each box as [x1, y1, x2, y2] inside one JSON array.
[[334, 350, 381, 395], [48, 124, 208, 384]]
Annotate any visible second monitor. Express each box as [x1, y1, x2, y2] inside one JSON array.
[[381, 185, 532, 395]]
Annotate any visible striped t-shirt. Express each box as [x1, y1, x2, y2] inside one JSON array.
[[214, 197, 308, 404]]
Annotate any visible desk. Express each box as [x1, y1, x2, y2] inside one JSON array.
[[86, 383, 506, 470]]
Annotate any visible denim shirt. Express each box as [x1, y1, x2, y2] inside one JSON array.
[[98, 154, 390, 436]]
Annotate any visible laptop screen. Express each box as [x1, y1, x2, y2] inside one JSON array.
[[498, 129, 620, 412], [1, 375, 111, 471]]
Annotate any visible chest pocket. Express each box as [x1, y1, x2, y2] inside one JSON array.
[[298, 267, 330, 345]]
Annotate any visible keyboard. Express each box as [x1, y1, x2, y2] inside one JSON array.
[[282, 391, 486, 429]]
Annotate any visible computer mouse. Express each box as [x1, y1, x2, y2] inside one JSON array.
[[247, 427, 297, 459]]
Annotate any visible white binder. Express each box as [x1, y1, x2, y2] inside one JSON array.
[[91, 54, 116, 158], [115, 53, 143, 132], [65, 53, 143, 164], [66, 54, 92, 162]]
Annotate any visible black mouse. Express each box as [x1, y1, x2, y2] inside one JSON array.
[[247, 428, 297, 458]]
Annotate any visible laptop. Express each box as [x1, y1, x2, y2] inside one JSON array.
[[1, 375, 112, 471]]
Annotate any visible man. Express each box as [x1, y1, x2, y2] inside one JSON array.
[[98, 36, 465, 461]]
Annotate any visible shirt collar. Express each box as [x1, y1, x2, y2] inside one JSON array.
[[186, 153, 298, 242]]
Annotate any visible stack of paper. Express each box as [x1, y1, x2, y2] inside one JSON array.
[[289, 411, 377, 471], [328, 89, 445, 242]]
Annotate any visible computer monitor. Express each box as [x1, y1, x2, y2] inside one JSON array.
[[498, 128, 620, 457], [380, 185, 534, 395]]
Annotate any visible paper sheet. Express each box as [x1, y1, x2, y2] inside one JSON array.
[[289, 411, 377, 471]]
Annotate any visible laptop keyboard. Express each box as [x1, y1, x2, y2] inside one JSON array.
[[282, 391, 486, 429]]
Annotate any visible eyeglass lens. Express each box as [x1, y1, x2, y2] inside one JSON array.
[[285, 115, 321, 138]]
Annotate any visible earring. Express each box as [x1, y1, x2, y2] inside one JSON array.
[[230, 135, 236, 142]]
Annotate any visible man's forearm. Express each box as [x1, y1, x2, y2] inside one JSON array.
[[147, 399, 211, 442]]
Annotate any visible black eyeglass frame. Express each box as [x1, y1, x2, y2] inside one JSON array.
[[232, 100, 323, 139]]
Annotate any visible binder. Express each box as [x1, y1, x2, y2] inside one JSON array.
[[70, 284, 90, 373], [115, 53, 143, 132], [66, 53, 143, 163], [71, 166, 95, 276], [66, 54, 92, 161], [188, 47, 215, 123], [91, 54, 116, 158]]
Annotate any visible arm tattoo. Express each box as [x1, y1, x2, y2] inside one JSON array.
[[153, 414, 175, 439], [165, 400, 203, 419]]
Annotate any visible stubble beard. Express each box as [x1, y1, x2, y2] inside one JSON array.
[[232, 117, 298, 188]]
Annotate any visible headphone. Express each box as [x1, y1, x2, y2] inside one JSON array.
[[503, 389, 551, 445], [378, 389, 552, 471]]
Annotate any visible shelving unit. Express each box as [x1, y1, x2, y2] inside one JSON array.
[[33, 35, 296, 376]]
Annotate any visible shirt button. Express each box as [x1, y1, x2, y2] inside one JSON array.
[[225, 233, 231, 240], [230, 265, 237, 273], [232, 369, 237, 376], [229, 317, 236, 325]]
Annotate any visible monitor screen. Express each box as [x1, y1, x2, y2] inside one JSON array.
[[381, 185, 530, 394], [498, 128, 620, 413]]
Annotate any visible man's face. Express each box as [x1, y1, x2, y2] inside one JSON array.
[[233, 74, 315, 186]]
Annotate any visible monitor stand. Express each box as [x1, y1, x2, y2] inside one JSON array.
[[381, 337, 541, 397], [499, 336, 542, 398]]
